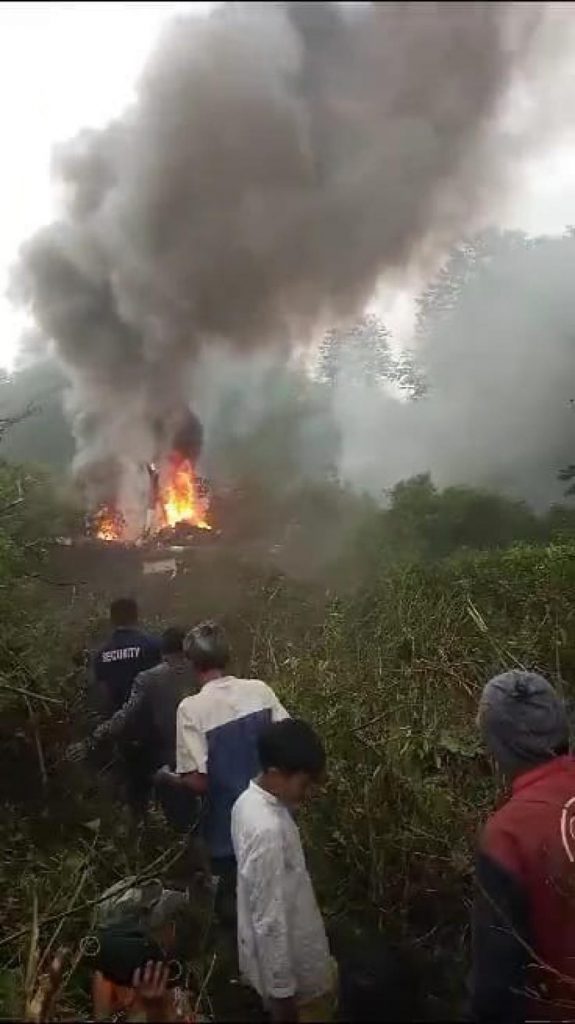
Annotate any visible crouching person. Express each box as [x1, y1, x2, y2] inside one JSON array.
[[231, 718, 336, 1023], [93, 960, 188, 1023], [89, 880, 197, 1022]]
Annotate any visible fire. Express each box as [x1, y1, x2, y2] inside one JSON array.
[[94, 504, 125, 542], [161, 453, 211, 531], [91, 453, 211, 543]]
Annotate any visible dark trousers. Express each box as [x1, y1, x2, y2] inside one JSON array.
[[211, 855, 237, 928], [119, 742, 154, 818], [156, 780, 199, 834]]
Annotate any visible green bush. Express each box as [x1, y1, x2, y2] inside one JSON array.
[[231, 541, 575, 1011], [1, 453, 575, 1017]]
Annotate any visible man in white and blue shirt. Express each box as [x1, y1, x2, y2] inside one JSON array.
[[160, 621, 288, 921]]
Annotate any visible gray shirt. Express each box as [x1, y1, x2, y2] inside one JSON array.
[[93, 659, 197, 769]]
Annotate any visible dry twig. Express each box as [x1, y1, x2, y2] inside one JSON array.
[[24, 946, 70, 1023]]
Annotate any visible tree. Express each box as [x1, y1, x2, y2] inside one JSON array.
[[415, 229, 534, 339], [0, 361, 73, 470], [318, 313, 423, 395], [356, 473, 542, 564], [411, 228, 575, 508]]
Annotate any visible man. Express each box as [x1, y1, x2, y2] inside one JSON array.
[[160, 621, 288, 922], [472, 670, 575, 1023], [92, 598, 161, 715], [83, 628, 198, 831], [231, 718, 336, 1023], [90, 598, 161, 817], [92, 880, 198, 1022]]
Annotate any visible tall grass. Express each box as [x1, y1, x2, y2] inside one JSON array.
[[236, 542, 575, 1011], [1, 540, 575, 1017]]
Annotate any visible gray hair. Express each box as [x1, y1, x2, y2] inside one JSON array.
[[184, 620, 230, 672]]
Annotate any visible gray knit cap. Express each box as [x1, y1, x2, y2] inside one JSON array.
[[478, 670, 569, 776]]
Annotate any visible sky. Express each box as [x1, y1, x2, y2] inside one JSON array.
[[1, 1, 575, 370], [0, 1, 207, 371]]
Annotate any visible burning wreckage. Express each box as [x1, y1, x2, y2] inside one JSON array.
[[76, 413, 219, 576], [88, 454, 212, 547]]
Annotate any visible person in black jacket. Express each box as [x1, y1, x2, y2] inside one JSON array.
[[79, 627, 198, 830], [92, 598, 162, 715], [86, 598, 161, 818]]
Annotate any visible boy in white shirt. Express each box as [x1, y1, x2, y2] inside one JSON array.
[[231, 718, 336, 1023]]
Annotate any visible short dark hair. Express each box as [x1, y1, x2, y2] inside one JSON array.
[[110, 598, 138, 627], [184, 621, 230, 672], [161, 627, 186, 656], [258, 718, 326, 778]]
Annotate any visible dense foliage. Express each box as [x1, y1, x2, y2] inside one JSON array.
[[2, 225, 575, 1016], [235, 540, 575, 1013], [1, 445, 575, 1016], [354, 473, 575, 569]]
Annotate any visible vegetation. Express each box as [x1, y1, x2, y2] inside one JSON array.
[[252, 540, 575, 1012], [0, 362, 72, 471], [0, 443, 574, 1018], [318, 313, 424, 396], [2, 224, 575, 1016], [353, 473, 575, 569]]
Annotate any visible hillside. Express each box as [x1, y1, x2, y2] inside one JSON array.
[[1, 453, 575, 1017]]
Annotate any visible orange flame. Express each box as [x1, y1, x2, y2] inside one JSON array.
[[161, 453, 211, 531], [91, 455, 210, 542], [94, 504, 124, 542]]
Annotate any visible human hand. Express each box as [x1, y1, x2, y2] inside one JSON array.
[[132, 961, 171, 1020]]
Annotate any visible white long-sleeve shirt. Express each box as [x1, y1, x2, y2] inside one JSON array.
[[231, 780, 332, 1002]]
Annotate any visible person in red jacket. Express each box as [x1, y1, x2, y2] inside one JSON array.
[[473, 670, 575, 1023]]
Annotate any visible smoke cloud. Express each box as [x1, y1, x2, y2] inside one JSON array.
[[12, 1, 571, 529], [334, 229, 575, 509]]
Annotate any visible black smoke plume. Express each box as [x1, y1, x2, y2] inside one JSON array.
[[12, 1, 561, 531]]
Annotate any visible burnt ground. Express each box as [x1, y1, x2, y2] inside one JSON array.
[[44, 535, 333, 668], [48, 537, 281, 617]]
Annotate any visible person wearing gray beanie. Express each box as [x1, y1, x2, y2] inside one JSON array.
[[471, 670, 575, 1023], [477, 670, 570, 778]]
